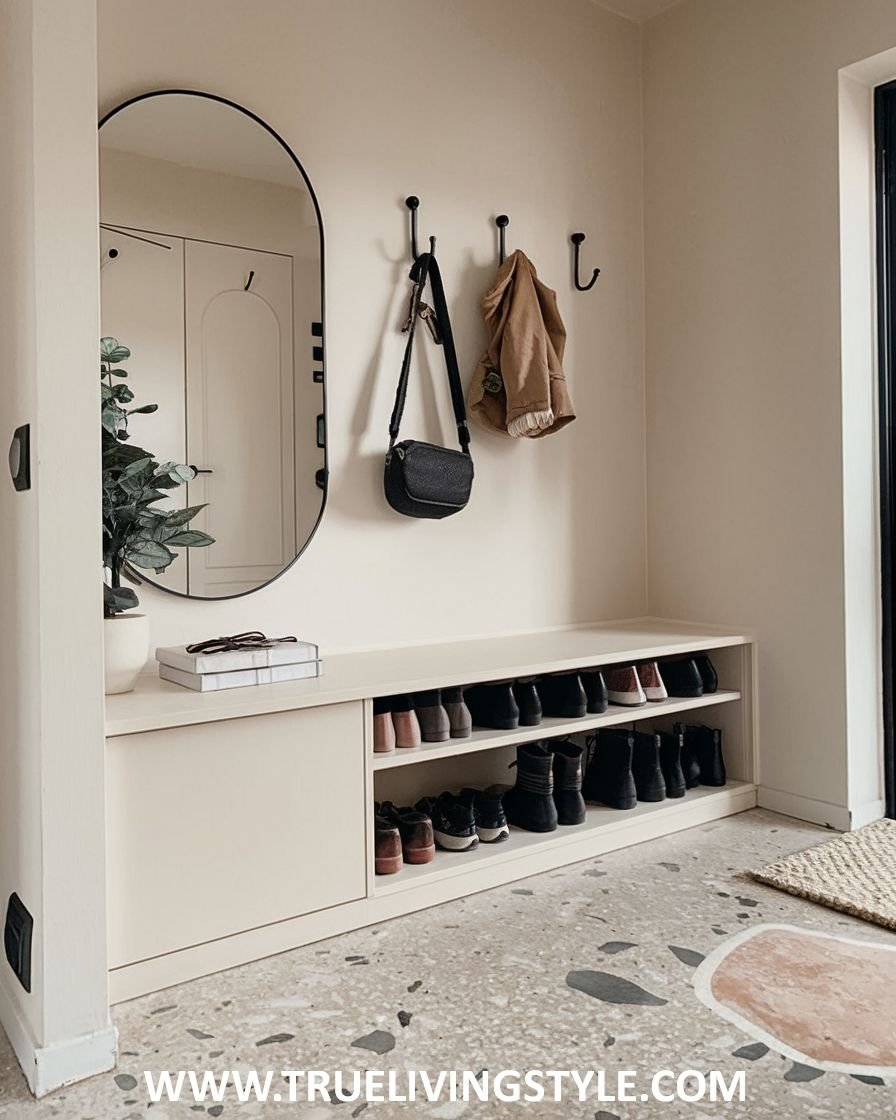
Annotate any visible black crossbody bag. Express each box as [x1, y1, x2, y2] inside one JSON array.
[[384, 250, 474, 519]]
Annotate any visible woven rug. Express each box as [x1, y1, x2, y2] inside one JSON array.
[[750, 818, 896, 931]]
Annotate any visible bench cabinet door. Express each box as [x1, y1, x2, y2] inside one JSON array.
[[106, 701, 366, 967]]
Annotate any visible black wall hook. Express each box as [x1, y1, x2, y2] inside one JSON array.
[[405, 196, 436, 259], [570, 232, 601, 292], [406, 196, 420, 260], [496, 214, 510, 265]]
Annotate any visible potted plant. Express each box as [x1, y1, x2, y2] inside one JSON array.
[[101, 337, 214, 693]]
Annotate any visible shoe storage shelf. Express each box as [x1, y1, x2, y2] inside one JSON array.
[[105, 619, 757, 1002]]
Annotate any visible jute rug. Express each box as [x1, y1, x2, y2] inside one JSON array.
[[749, 818, 896, 931]]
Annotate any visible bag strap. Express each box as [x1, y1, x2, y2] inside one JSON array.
[[388, 251, 471, 454]]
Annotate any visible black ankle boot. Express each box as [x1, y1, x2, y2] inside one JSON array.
[[693, 654, 718, 694], [673, 722, 706, 788], [537, 672, 587, 719], [503, 743, 558, 832], [550, 741, 586, 825], [581, 670, 608, 714], [631, 731, 666, 802], [513, 678, 543, 726], [465, 681, 519, 730], [582, 729, 637, 810], [658, 730, 686, 798], [661, 659, 704, 698], [691, 724, 726, 786]]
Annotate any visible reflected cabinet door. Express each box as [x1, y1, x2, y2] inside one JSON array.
[[185, 242, 296, 597]]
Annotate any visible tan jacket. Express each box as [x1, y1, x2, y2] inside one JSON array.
[[467, 250, 575, 438]]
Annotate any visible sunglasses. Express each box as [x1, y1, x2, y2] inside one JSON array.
[[185, 631, 298, 655]]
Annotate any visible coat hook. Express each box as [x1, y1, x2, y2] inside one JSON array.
[[496, 214, 510, 265], [406, 195, 420, 261], [244, 270, 255, 291], [405, 197, 436, 259], [570, 232, 601, 292]]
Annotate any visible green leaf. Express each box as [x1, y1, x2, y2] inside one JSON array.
[[103, 584, 139, 615], [127, 540, 175, 571], [159, 503, 208, 529], [127, 403, 158, 415], [100, 337, 131, 363], [120, 455, 154, 479], [153, 462, 194, 489], [164, 530, 215, 548]]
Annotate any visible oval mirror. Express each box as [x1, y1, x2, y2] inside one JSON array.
[[99, 90, 326, 599]]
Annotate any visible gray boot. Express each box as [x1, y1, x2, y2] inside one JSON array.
[[442, 686, 472, 738], [413, 690, 450, 742]]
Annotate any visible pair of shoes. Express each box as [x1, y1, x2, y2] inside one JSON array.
[[536, 671, 610, 718], [416, 789, 509, 850], [467, 672, 610, 729], [373, 689, 472, 752], [582, 729, 688, 808], [373, 695, 421, 753], [660, 655, 718, 698], [603, 661, 667, 707], [374, 802, 436, 873], [465, 679, 540, 730], [502, 741, 587, 832], [673, 722, 726, 786]]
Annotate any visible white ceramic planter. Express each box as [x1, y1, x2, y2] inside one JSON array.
[[104, 613, 150, 695]]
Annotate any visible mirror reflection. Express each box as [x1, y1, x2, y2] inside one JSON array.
[[99, 91, 325, 599]]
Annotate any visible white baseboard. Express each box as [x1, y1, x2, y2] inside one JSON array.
[[0, 975, 117, 1098], [849, 798, 887, 829], [757, 786, 851, 831]]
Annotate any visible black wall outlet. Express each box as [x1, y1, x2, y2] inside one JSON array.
[[4, 893, 33, 993]]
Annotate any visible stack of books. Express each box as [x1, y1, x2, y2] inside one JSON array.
[[156, 640, 322, 692]]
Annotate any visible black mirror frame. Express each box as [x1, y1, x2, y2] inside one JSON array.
[[99, 88, 328, 602]]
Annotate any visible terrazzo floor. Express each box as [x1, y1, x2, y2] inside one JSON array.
[[1, 808, 894, 1119]]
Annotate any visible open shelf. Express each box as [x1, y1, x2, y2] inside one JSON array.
[[373, 780, 755, 896], [372, 689, 742, 770]]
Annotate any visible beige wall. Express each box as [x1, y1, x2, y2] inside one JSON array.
[[97, 0, 648, 653], [644, 0, 896, 827], [0, 0, 113, 1095]]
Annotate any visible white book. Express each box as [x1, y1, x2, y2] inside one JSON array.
[[155, 639, 319, 675], [159, 659, 322, 692]]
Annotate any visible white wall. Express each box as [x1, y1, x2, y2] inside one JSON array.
[[643, 0, 896, 828], [97, 0, 648, 654], [0, 0, 114, 1096]]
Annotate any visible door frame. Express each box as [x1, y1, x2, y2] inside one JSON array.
[[874, 78, 896, 819]]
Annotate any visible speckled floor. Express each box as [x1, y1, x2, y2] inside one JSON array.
[[1, 808, 893, 1119]]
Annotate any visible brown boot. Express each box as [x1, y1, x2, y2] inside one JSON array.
[[373, 698, 396, 754], [391, 694, 422, 749], [374, 814, 403, 875]]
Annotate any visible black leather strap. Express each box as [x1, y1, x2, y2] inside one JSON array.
[[388, 252, 470, 453]]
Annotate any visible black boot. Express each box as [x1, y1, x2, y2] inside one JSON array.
[[631, 731, 666, 802], [465, 681, 519, 730], [537, 672, 587, 718], [503, 743, 558, 832], [581, 670, 608, 714], [658, 730, 687, 798], [690, 724, 726, 786], [693, 654, 718, 694], [673, 722, 706, 788], [661, 658, 704, 698], [513, 678, 543, 726], [549, 741, 586, 825], [582, 730, 637, 810]]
